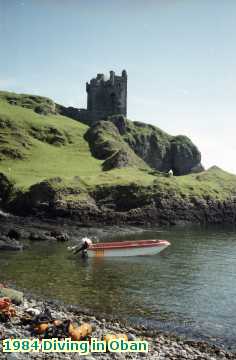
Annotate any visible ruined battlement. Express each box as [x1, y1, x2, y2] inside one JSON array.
[[86, 70, 127, 88]]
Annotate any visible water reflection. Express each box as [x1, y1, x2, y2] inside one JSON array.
[[1, 225, 236, 348]]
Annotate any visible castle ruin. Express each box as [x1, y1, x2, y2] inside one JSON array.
[[63, 70, 127, 124]]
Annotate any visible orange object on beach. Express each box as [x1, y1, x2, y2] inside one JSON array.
[[0, 298, 11, 310], [104, 333, 128, 343], [68, 322, 92, 341], [53, 319, 63, 326], [0, 297, 16, 318], [34, 323, 49, 334]]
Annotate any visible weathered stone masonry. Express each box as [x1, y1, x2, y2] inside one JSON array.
[[63, 70, 127, 124]]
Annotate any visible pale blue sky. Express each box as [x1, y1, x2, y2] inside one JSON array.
[[1, 0, 236, 173]]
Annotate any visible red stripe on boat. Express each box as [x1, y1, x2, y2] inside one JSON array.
[[89, 240, 170, 251]]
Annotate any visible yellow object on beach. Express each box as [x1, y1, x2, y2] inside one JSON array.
[[104, 333, 128, 343], [34, 322, 49, 334], [68, 322, 92, 341]]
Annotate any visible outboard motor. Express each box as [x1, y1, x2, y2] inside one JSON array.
[[73, 237, 92, 258]]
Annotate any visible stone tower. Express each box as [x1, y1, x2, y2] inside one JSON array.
[[85, 70, 127, 121], [60, 70, 128, 124]]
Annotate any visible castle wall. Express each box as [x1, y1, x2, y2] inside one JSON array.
[[60, 107, 111, 124], [62, 70, 128, 125], [85, 70, 127, 122]]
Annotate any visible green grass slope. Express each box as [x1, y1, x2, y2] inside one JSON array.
[[151, 166, 236, 201], [0, 91, 155, 192], [0, 90, 236, 207], [0, 92, 103, 189]]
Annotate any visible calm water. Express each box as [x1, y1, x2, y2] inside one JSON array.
[[1, 226, 236, 349]]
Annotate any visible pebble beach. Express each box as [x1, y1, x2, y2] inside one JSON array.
[[0, 294, 235, 360]]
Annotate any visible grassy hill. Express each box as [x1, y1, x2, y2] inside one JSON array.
[[0, 91, 103, 189], [0, 90, 236, 223], [0, 91, 164, 191]]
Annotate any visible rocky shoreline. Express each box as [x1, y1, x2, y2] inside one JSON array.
[[0, 291, 235, 360], [1, 216, 236, 359], [7, 186, 236, 227], [1, 167, 236, 228], [0, 213, 156, 252]]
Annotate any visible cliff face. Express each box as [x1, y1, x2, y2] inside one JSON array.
[[6, 168, 236, 226], [86, 115, 204, 175]]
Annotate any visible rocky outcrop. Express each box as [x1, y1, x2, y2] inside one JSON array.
[[107, 116, 172, 172], [86, 115, 204, 175], [29, 125, 70, 146], [103, 150, 137, 171], [0, 236, 23, 251], [170, 135, 203, 175], [0, 173, 15, 207], [0, 91, 57, 116], [7, 229, 21, 240], [85, 120, 147, 170], [6, 180, 236, 226]]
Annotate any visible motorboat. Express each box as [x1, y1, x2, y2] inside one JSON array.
[[69, 238, 170, 258]]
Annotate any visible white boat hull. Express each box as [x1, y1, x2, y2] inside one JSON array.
[[87, 243, 169, 257]]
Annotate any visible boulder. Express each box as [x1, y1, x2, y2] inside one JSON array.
[[50, 230, 69, 242], [7, 229, 21, 240], [0, 236, 23, 251], [0, 287, 23, 304], [102, 150, 134, 171], [170, 135, 204, 175], [29, 232, 57, 242], [0, 209, 10, 218], [0, 173, 15, 205]]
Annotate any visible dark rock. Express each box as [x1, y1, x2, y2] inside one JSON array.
[[50, 230, 69, 242], [109, 114, 128, 135], [29, 126, 67, 146], [22, 178, 59, 211], [0, 172, 15, 206], [85, 120, 146, 169], [29, 232, 56, 242], [7, 228, 21, 240], [102, 149, 133, 170], [5, 92, 56, 115], [86, 118, 203, 176], [0, 209, 10, 218], [10, 191, 236, 227], [34, 104, 51, 115], [85, 121, 124, 160], [170, 135, 204, 175], [126, 128, 172, 172], [0, 287, 23, 304], [1, 147, 24, 160], [0, 236, 23, 251]]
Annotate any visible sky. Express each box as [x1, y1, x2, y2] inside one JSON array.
[[0, 0, 236, 174]]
